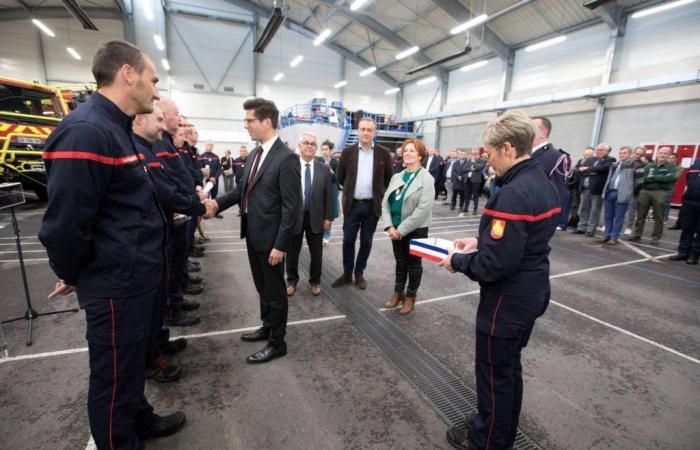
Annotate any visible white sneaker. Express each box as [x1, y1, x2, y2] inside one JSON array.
[[556, 226, 565, 231], [597, 226, 605, 232], [623, 228, 632, 235], [323, 238, 330, 246]]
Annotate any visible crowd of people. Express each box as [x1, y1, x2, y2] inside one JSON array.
[[34, 39, 698, 450]]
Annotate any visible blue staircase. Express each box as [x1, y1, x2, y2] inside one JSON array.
[[343, 129, 359, 148]]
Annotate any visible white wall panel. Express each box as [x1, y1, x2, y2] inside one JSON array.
[[614, 1, 700, 81], [438, 122, 488, 152], [510, 24, 609, 99], [601, 101, 700, 148], [526, 109, 596, 162], [403, 80, 442, 117], [0, 21, 44, 83], [446, 58, 503, 108]]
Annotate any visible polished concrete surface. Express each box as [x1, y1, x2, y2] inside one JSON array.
[[0, 196, 698, 449]]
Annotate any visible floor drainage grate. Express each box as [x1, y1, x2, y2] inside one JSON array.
[[300, 253, 542, 450]]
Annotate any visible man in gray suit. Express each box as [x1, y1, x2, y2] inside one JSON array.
[[285, 132, 333, 297], [207, 98, 301, 364]]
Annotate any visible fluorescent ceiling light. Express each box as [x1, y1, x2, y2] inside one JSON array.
[[141, 0, 154, 21], [313, 28, 332, 46], [334, 80, 348, 89], [66, 47, 82, 60], [273, 72, 284, 82], [350, 0, 371, 11], [395, 46, 420, 60], [32, 19, 55, 37], [416, 76, 437, 86], [161, 59, 170, 71], [450, 14, 488, 35], [290, 55, 303, 67], [154, 34, 164, 51], [384, 87, 400, 95], [631, 0, 696, 18], [525, 35, 567, 52], [460, 60, 488, 72], [359, 66, 377, 77]]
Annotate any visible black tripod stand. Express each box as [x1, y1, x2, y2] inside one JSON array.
[[1, 205, 78, 346]]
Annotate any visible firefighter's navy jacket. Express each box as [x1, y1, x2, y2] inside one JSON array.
[[181, 142, 203, 187], [451, 158, 560, 336], [532, 143, 569, 204], [38, 93, 167, 298], [154, 131, 195, 190], [199, 150, 221, 180], [133, 133, 206, 217]]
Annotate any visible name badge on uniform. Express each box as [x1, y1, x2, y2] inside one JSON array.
[[490, 219, 506, 240]]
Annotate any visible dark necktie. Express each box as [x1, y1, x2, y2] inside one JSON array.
[[241, 146, 262, 213], [304, 162, 311, 211]]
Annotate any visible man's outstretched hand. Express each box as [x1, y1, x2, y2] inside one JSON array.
[[203, 199, 219, 219], [47, 280, 75, 299]]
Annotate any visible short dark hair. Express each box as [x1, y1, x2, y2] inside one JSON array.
[[532, 116, 552, 137], [92, 40, 145, 88], [243, 97, 279, 129], [321, 140, 334, 150]]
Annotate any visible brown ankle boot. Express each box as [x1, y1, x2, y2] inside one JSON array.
[[399, 296, 416, 315], [384, 292, 404, 309]]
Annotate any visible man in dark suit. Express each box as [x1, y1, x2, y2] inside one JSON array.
[[450, 150, 467, 211], [286, 132, 333, 297], [333, 117, 393, 289], [208, 98, 301, 363], [423, 147, 443, 199], [574, 143, 616, 237]]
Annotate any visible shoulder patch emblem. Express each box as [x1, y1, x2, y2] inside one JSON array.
[[490, 219, 506, 240]]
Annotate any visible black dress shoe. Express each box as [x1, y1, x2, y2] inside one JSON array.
[[189, 275, 203, 284], [187, 263, 201, 273], [183, 283, 203, 295], [687, 255, 699, 265], [331, 274, 352, 287], [147, 359, 182, 383], [585, 231, 595, 237], [446, 426, 476, 450], [188, 259, 201, 268], [181, 298, 200, 311], [246, 341, 287, 364], [215, 213, 224, 219], [354, 273, 367, 289], [165, 310, 200, 327], [571, 229, 586, 235], [138, 412, 186, 440], [669, 253, 688, 261], [189, 248, 205, 258], [161, 338, 187, 355], [241, 327, 270, 342]]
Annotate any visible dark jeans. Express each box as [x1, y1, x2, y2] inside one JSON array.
[[286, 212, 324, 285], [451, 188, 465, 210], [81, 290, 159, 450], [246, 241, 288, 344], [464, 182, 481, 213], [678, 203, 700, 256], [342, 199, 379, 276], [391, 227, 428, 297], [603, 190, 629, 239]]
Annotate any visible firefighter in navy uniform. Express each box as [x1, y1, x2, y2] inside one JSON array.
[[199, 140, 224, 218], [531, 116, 570, 205], [440, 110, 560, 450], [38, 41, 186, 449], [132, 105, 207, 383]]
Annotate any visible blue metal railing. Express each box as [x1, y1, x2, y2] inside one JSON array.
[[279, 103, 345, 128]]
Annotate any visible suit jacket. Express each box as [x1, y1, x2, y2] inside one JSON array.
[[216, 137, 302, 252], [582, 155, 616, 195], [303, 158, 334, 234], [451, 160, 466, 188], [463, 159, 485, 184], [423, 155, 443, 181], [337, 143, 393, 218]]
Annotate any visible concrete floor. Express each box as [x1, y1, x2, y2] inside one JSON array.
[[0, 196, 698, 450]]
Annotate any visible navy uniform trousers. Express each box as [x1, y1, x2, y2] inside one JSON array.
[[81, 290, 161, 450], [469, 290, 548, 450]]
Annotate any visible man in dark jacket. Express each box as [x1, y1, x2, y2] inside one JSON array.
[[233, 145, 249, 187], [423, 147, 443, 199], [333, 117, 393, 289], [39, 40, 185, 450], [440, 110, 559, 450], [450, 151, 467, 211], [462, 149, 486, 215], [532, 116, 570, 205], [669, 158, 700, 264], [574, 143, 615, 236]]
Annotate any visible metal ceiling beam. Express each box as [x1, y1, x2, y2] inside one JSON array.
[[429, 0, 510, 61], [0, 6, 121, 21], [592, 3, 621, 29], [222, 0, 400, 86]]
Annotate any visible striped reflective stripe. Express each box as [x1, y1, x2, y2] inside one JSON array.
[[42, 151, 144, 165], [147, 162, 162, 168], [483, 207, 561, 222]]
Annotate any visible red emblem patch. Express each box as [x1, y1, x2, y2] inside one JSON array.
[[490, 219, 506, 240]]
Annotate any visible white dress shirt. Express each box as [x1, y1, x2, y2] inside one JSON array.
[[354, 143, 374, 200], [248, 135, 278, 183]]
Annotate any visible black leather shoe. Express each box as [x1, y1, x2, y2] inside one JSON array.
[[668, 223, 681, 230], [147, 359, 182, 383], [571, 229, 586, 234], [624, 235, 641, 242], [187, 262, 201, 273], [669, 253, 688, 261], [189, 248, 205, 258], [165, 310, 200, 327], [446, 426, 475, 450], [181, 298, 200, 311], [354, 273, 367, 289], [585, 231, 595, 237], [161, 338, 187, 355], [246, 341, 287, 364], [188, 259, 201, 268], [189, 275, 202, 284], [241, 327, 270, 342], [687, 255, 698, 265], [215, 213, 224, 219], [331, 274, 352, 287], [183, 283, 203, 295], [138, 412, 186, 440]]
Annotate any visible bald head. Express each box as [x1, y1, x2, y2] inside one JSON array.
[[156, 99, 179, 134]]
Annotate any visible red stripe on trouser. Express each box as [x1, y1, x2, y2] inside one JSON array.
[[485, 295, 504, 450], [108, 299, 117, 450]]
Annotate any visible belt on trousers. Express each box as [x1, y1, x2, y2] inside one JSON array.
[[354, 198, 373, 203]]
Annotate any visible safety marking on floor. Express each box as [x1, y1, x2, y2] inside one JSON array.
[[0, 315, 346, 364], [619, 239, 655, 260]]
